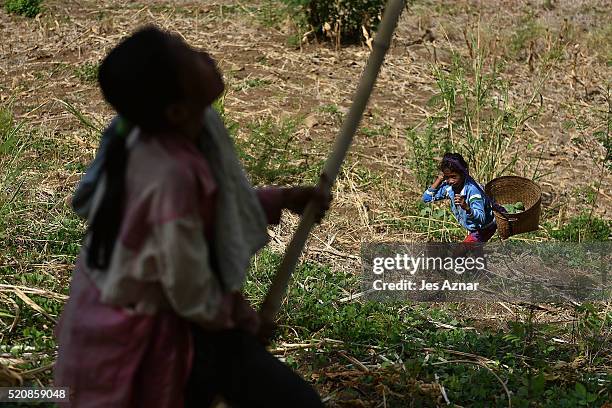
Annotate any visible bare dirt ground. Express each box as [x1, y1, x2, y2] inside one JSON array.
[[0, 0, 610, 404]]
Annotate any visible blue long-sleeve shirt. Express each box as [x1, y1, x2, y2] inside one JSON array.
[[422, 179, 495, 232]]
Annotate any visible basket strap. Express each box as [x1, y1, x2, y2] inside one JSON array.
[[467, 175, 508, 215]]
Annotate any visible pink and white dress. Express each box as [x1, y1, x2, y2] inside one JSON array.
[[55, 134, 283, 407]]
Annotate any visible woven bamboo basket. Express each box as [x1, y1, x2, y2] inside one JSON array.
[[484, 176, 542, 239]]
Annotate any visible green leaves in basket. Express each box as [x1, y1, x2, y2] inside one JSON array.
[[502, 201, 525, 214]]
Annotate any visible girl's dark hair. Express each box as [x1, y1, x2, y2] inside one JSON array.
[[439, 152, 469, 175], [87, 26, 184, 270], [87, 124, 129, 269], [98, 25, 183, 132]]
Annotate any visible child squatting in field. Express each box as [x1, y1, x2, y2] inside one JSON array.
[[54, 26, 328, 407], [422, 153, 498, 243]]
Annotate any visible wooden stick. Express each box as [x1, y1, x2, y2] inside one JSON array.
[[259, 0, 406, 324]]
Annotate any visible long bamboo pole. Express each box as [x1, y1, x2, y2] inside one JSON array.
[[259, 0, 406, 326]]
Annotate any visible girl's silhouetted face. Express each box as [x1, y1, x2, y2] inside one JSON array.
[[165, 36, 225, 140]]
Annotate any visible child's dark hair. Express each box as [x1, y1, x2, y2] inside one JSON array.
[[439, 153, 469, 175], [98, 25, 183, 131], [88, 26, 184, 270]]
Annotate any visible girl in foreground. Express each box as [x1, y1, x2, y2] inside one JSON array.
[[55, 26, 326, 407]]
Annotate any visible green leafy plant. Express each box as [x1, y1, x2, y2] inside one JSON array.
[[4, 0, 42, 17], [406, 117, 451, 189], [282, 0, 385, 44], [74, 62, 99, 83], [234, 77, 271, 92], [549, 213, 611, 242], [235, 117, 321, 185]]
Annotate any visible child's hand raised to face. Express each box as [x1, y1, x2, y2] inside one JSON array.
[[432, 172, 446, 188]]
